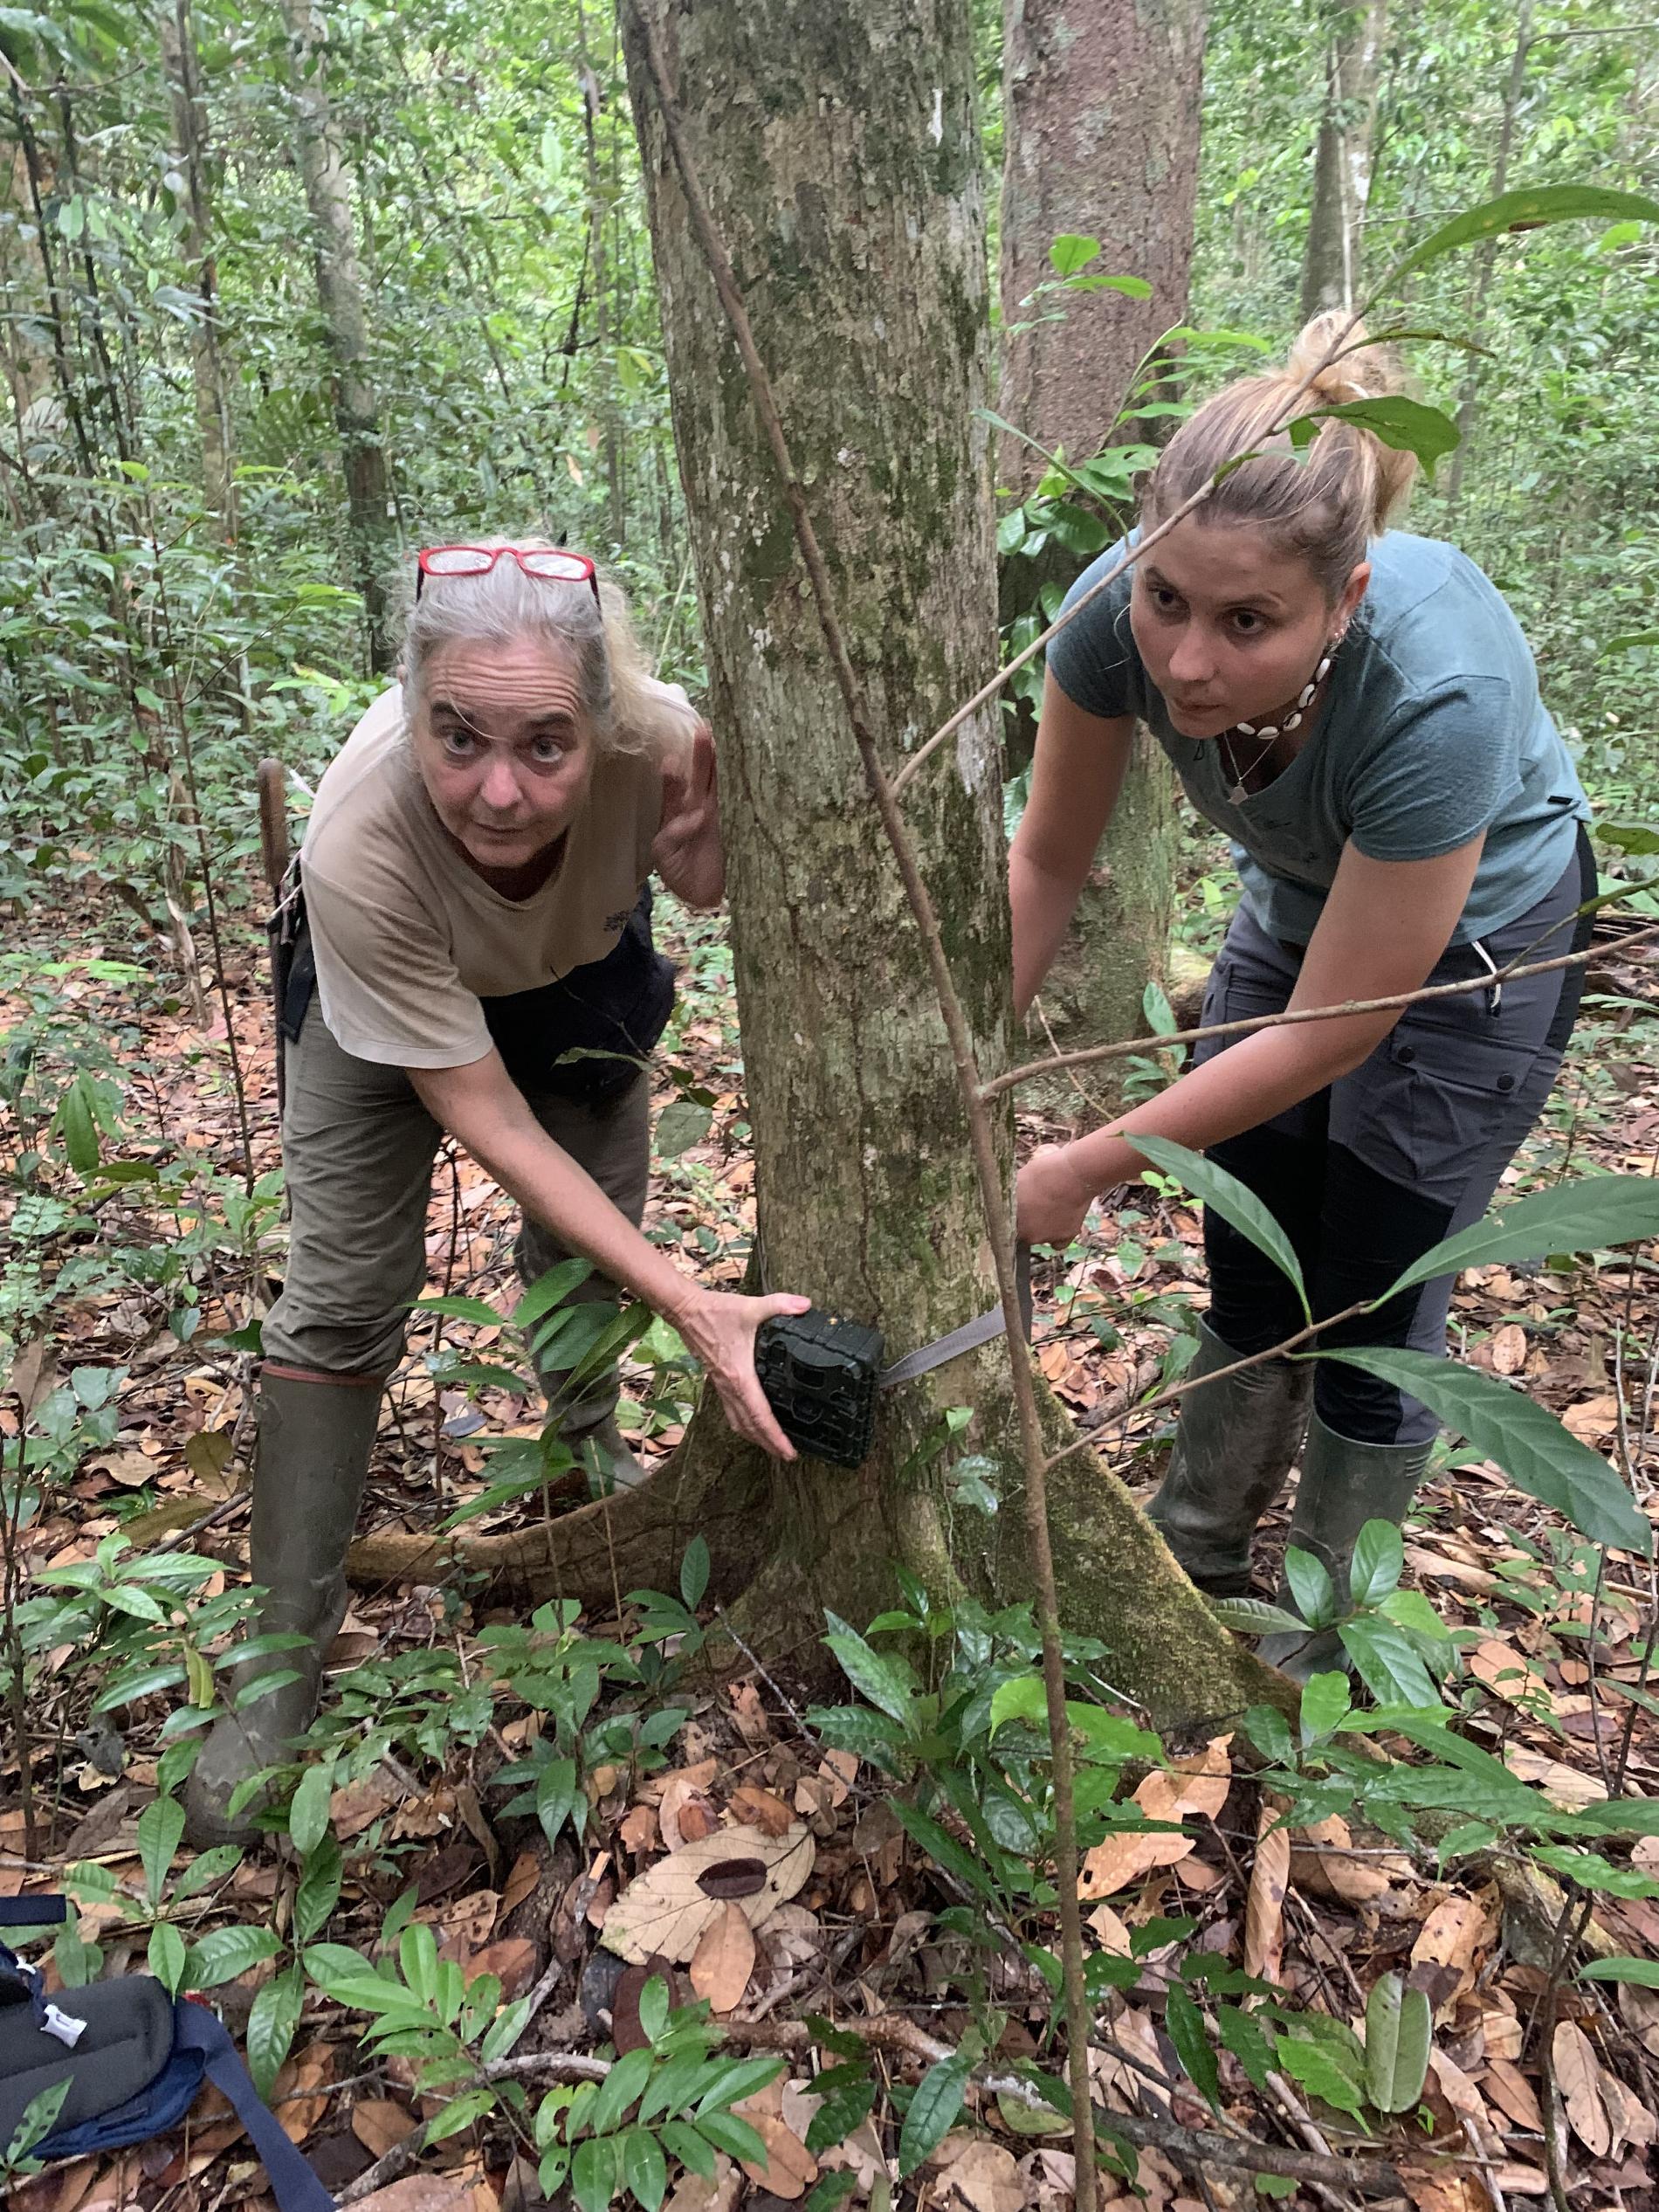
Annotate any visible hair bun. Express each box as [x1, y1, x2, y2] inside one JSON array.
[[1285, 310, 1402, 407]]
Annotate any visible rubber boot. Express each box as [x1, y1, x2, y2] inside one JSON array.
[[1258, 1412, 1432, 1682], [183, 1370, 381, 1847], [567, 1409, 650, 1493], [1146, 1320, 1314, 1596]]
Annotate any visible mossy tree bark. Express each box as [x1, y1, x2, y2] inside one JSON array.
[[348, 0, 1291, 1738], [996, 0, 1204, 1115]]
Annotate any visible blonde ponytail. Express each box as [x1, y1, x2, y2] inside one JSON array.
[[1142, 314, 1416, 594]]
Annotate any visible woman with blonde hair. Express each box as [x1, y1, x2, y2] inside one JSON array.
[[1011, 320, 1594, 1675], [186, 541, 809, 1843]]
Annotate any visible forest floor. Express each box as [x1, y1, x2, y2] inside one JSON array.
[[3, 880, 1658, 2212]]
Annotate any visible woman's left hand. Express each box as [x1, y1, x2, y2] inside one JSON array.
[[1016, 1144, 1095, 1248], [653, 724, 724, 907]]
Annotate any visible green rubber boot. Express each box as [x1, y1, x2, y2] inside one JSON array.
[[1146, 1320, 1314, 1596], [183, 1370, 381, 1848], [1258, 1413, 1432, 1682], [567, 1409, 650, 1493]]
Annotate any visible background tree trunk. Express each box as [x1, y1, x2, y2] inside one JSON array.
[[278, 0, 396, 672], [996, 0, 1205, 1114], [159, 0, 236, 544], [1299, 0, 1388, 320]]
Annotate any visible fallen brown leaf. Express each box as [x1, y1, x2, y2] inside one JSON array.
[[689, 1899, 756, 2013], [1244, 1809, 1290, 1983], [352, 2100, 421, 2158], [271, 2042, 335, 2147], [739, 2114, 818, 2199], [1552, 2017, 1611, 2159], [1411, 1893, 1493, 2010], [729, 1786, 794, 1838], [602, 1822, 816, 1964]]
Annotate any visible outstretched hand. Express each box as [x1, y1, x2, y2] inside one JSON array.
[[1015, 1143, 1094, 1249], [652, 725, 723, 907], [677, 1286, 812, 1459]]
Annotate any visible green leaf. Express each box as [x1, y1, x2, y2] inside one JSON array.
[[1302, 396, 1458, 477], [806, 2080, 877, 2153], [55, 1072, 100, 1177], [638, 1974, 671, 2048], [573, 2133, 621, 2212], [680, 1536, 710, 1611], [183, 1923, 281, 1990], [1128, 1136, 1308, 1317], [288, 1761, 334, 1857], [1048, 232, 1099, 277], [1165, 1984, 1220, 2111], [622, 2126, 668, 2211], [1579, 1955, 1659, 1987], [139, 1794, 185, 1908], [1274, 2031, 1368, 2125], [693, 2110, 769, 2164], [1365, 1974, 1431, 2113], [537, 1755, 583, 1849], [1380, 1175, 1659, 1299], [889, 1798, 996, 1902], [1339, 1616, 1442, 1709], [148, 1919, 187, 1994], [1299, 1671, 1352, 1746], [410, 1293, 504, 1327], [295, 1835, 343, 1944], [897, 2053, 972, 2178], [1531, 1847, 1659, 1899], [1216, 2003, 1276, 2091], [245, 1969, 303, 2093], [1283, 1547, 1336, 1631], [1315, 1347, 1650, 1555], [822, 1613, 918, 1726], [4, 2078, 72, 2167], [658, 2121, 715, 2179], [656, 1100, 712, 1157], [1211, 1596, 1310, 1637], [1349, 1520, 1405, 1609], [1386, 186, 1659, 289], [513, 1257, 593, 1330], [426, 2088, 495, 2144], [803, 2174, 860, 2212], [588, 2046, 655, 2137]]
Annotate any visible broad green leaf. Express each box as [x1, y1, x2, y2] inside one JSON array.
[[1349, 1520, 1405, 1609], [679, 1535, 710, 1611], [637, 1974, 670, 2049], [56, 1073, 100, 1177], [1366, 1974, 1430, 2113], [1299, 1671, 1352, 1746], [1048, 232, 1099, 277], [622, 2126, 667, 2212], [803, 2173, 860, 2212], [1580, 1955, 1659, 1987], [890, 1799, 996, 1902], [1274, 2031, 1368, 2125], [1128, 1137, 1308, 1317], [897, 2053, 972, 2178], [4, 2079, 72, 2167], [537, 1755, 582, 1849], [656, 1100, 712, 1157], [806, 2079, 877, 2153], [1379, 1174, 1659, 1300], [426, 2088, 495, 2144], [1298, 396, 1460, 476], [572, 2133, 621, 2212], [1603, 631, 1659, 658], [1216, 2002, 1276, 2091], [1531, 1847, 1659, 1898], [410, 1293, 504, 1327], [1315, 1347, 1650, 1555], [288, 1761, 334, 1857], [1209, 1596, 1309, 1637], [1339, 1616, 1442, 1709], [1165, 1984, 1220, 2111], [148, 1919, 187, 1994], [138, 1794, 185, 1908], [513, 1256, 593, 1329], [822, 1613, 919, 1727], [692, 2110, 769, 2164], [589, 2046, 656, 2137], [1384, 185, 1659, 290], [295, 1835, 343, 1944], [183, 1924, 280, 1990], [658, 2121, 715, 2179], [1283, 1547, 1336, 1631]]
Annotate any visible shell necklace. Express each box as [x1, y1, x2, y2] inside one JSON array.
[[1220, 648, 1335, 803]]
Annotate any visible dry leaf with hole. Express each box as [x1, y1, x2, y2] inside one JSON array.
[[1087, 1902, 1132, 1956], [1411, 1894, 1491, 2009], [689, 1899, 756, 2012], [601, 1822, 815, 1963], [729, 1786, 794, 1838], [1552, 2018, 1611, 2159], [739, 2115, 817, 2199], [1136, 1735, 1231, 1824], [329, 1768, 403, 1840], [1244, 1810, 1290, 1983], [1077, 1826, 1193, 1898]]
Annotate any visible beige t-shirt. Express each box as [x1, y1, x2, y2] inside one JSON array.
[[302, 684, 692, 1068]]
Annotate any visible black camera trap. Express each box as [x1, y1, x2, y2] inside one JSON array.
[[755, 1306, 886, 1467]]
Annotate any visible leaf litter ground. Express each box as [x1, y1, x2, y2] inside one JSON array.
[[3, 885, 1657, 2212]]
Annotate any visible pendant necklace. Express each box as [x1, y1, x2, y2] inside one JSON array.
[[1222, 647, 1334, 805]]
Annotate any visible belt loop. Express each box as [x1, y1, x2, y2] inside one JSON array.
[[1471, 937, 1502, 1016]]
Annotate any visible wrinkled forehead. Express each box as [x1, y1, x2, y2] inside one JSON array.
[[416, 634, 590, 729], [1138, 519, 1325, 611]]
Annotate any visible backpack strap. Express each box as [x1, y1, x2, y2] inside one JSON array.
[[0, 1897, 82, 2043], [173, 1999, 336, 2212]]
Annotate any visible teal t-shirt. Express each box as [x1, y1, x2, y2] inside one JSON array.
[[1045, 529, 1590, 947]]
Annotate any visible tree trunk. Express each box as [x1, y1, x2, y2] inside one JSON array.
[[1443, 3, 1533, 513], [277, 0, 396, 672], [158, 0, 236, 543], [481, 0, 1277, 1735], [997, 0, 1205, 1113], [1299, 0, 1388, 321]]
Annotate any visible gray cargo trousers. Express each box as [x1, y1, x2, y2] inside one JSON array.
[[261, 994, 650, 1430]]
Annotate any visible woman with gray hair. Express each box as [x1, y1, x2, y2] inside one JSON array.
[[185, 541, 809, 1845]]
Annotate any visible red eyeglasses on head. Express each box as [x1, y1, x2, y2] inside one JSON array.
[[416, 545, 601, 605]]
